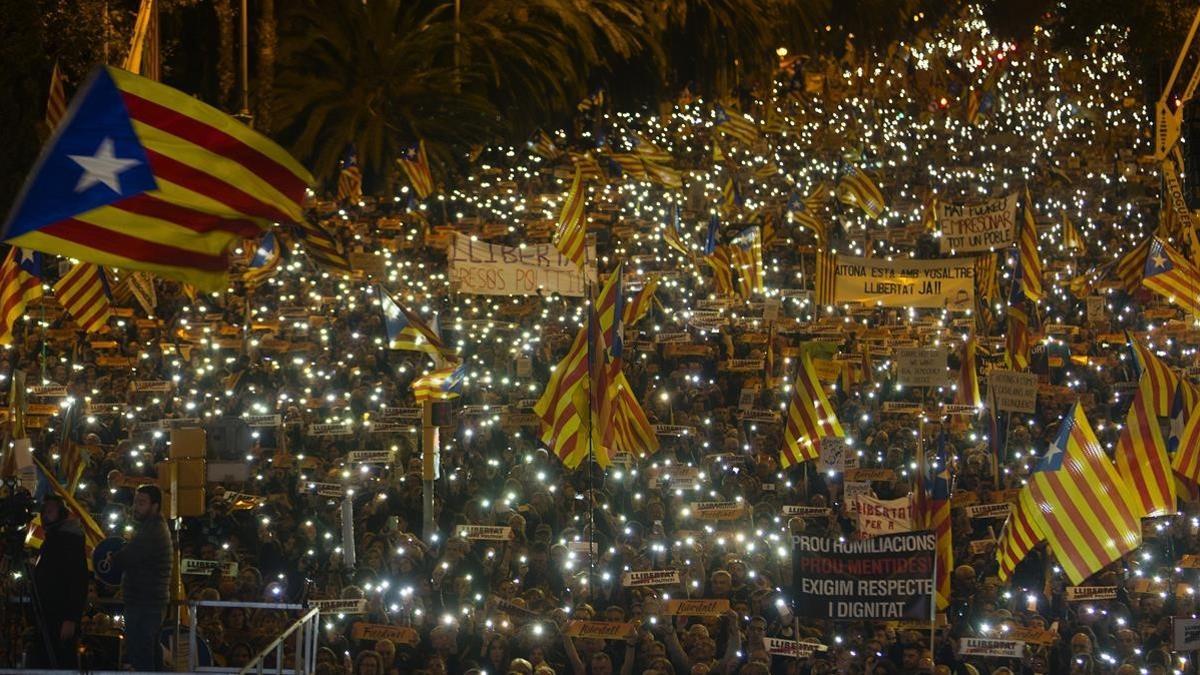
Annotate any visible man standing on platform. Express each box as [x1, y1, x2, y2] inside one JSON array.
[[31, 495, 88, 668], [110, 485, 172, 671]]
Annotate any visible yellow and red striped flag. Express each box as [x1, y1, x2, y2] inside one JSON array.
[[997, 490, 1045, 582], [533, 326, 593, 469], [46, 62, 68, 129], [568, 152, 603, 181], [929, 434, 952, 609], [397, 140, 434, 199], [1005, 303, 1032, 371], [1128, 334, 1178, 417], [730, 226, 763, 299], [1017, 187, 1044, 302], [5, 66, 312, 291], [412, 362, 466, 403], [836, 165, 886, 219], [1174, 397, 1200, 486], [713, 103, 759, 144], [336, 146, 362, 204], [607, 153, 649, 182], [1116, 236, 1151, 293], [1115, 379, 1176, 517], [975, 253, 999, 306], [30, 456, 105, 568], [815, 247, 836, 306], [622, 276, 659, 326], [1143, 236, 1200, 315], [54, 262, 112, 333], [780, 354, 844, 468], [0, 249, 43, 345], [1025, 403, 1142, 585], [643, 160, 683, 190], [662, 208, 689, 256], [1061, 211, 1083, 252], [632, 133, 672, 163], [552, 167, 589, 270]]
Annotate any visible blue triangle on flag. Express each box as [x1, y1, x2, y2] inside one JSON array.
[[4, 67, 157, 240]]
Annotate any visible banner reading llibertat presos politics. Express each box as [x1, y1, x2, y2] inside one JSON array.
[[834, 256, 975, 309], [791, 531, 936, 621], [448, 233, 597, 297], [937, 194, 1017, 253]]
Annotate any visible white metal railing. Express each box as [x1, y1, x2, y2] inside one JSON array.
[[238, 606, 319, 675], [186, 600, 313, 674]]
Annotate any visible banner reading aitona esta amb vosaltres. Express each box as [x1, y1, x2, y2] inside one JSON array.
[[834, 256, 975, 309]]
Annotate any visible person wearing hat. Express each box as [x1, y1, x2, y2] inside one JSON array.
[[29, 495, 88, 669]]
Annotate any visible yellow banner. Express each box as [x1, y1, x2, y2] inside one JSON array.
[[834, 256, 975, 309]]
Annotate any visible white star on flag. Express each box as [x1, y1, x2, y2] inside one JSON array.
[[69, 137, 140, 194]]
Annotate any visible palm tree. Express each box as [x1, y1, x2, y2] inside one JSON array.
[[273, 0, 501, 188]]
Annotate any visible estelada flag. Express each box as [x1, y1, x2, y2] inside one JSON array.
[[4, 66, 312, 291]]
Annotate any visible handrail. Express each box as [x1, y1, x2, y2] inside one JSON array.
[[238, 606, 320, 675], [186, 600, 313, 674]]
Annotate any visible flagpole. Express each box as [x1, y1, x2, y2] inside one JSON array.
[[584, 238, 596, 586]]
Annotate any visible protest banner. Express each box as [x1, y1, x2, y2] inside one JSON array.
[[958, 638, 1025, 658], [843, 481, 873, 503], [131, 380, 173, 392], [847, 495, 914, 536], [303, 482, 345, 498], [791, 531, 936, 621], [1065, 586, 1118, 602], [1005, 626, 1059, 646], [782, 506, 833, 518], [456, 525, 514, 541], [243, 414, 281, 428], [309, 423, 354, 436], [351, 623, 420, 646], [964, 503, 1013, 519], [448, 233, 596, 297], [834, 256, 975, 309], [1086, 296, 1106, 324], [621, 570, 681, 587], [690, 501, 747, 520], [310, 598, 368, 614], [1175, 617, 1200, 651], [937, 194, 1017, 253], [662, 599, 730, 616], [347, 450, 394, 464], [181, 559, 238, 577], [988, 370, 1038, 414], [844, 468, 896, 482], [882, 401, 923, 414], [565, 621, 635, 640], [818, 437, 857, 472], [763, 638, 828, 658], [895, 348, 949, 387]]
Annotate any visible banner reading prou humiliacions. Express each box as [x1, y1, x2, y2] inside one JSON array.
[[834, 256, 975, 309], [791, 531, 936, 621]]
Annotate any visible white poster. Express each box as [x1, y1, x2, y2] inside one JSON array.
[[938, 194, 1018, 253], [988, 370, 1039, 414], [895, 348, 949, 387], [448, 234, 597, 297]]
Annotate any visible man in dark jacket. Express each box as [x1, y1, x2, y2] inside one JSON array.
[[30, 496, 88, 668], [110, 484, 172, 671]]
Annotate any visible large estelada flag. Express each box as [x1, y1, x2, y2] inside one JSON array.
[[4, 66, 312, 291]]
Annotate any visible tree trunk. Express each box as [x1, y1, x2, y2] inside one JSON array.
[[255, 0, 276, 132], [214, 0, 235, 110]]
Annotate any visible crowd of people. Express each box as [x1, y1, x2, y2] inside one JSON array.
[[3, 5, 1199, 675]]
